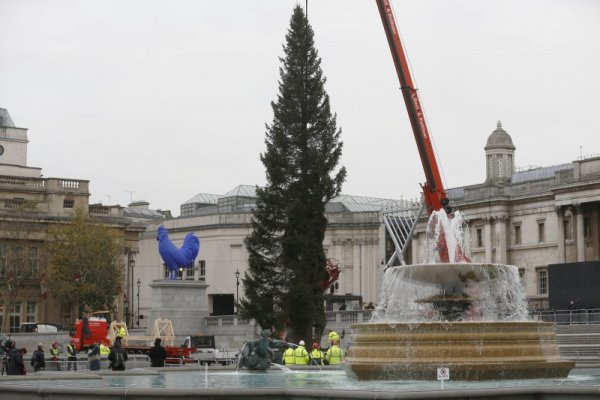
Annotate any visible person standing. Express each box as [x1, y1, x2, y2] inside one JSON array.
[[282, 345, 295, 366], [99, 343, 111, 359], [327, 329, 340, 345], [293, 340, 309, 365], [31, 343, 46, 372], [82, 313, 91, 340], [116, 323, 126, 345], [87, 343, 101, 371], [108, 342, 128, 371], [49, 341, 61, 370], [6, 341, 24, 375], [310, 343, 324, 365], [325, 339, 344, 365], [66, 340, 78, 371], [148, 338, 167, 367]]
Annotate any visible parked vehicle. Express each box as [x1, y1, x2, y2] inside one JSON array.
[[20, 322, 59, 333], [183, 335, 238, 365], [70, 316, 196, 364]]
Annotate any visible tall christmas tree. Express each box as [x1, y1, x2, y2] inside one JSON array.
[[240, 5, 346, 343]]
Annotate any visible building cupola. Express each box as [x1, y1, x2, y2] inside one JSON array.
[[485, 120, 515, 185]]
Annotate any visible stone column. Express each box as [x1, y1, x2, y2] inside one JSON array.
[[494, 216, 508, 265], [575, 204, 585, 262], [483, 217, 493, 263], [353, 242, 362, 298], [555, 206, 565, 263]]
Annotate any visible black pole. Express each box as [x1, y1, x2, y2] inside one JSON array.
[[235, 269, 240, 315], [136, 279, 140, 328]]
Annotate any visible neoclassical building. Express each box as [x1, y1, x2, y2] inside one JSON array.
[[135, 187, 410, 323], [411, 121, 600, 310], [135, 121, 599, 323], [0, 108, 151, 332]]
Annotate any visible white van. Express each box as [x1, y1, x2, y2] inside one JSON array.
[[20, 322, 59, 333]]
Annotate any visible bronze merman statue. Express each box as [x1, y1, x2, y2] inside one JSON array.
[[238, 329, 291, 370]]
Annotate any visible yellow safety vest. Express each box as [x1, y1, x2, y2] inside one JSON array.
[[118, 327, 126, 337], [326, 345, 344, 365], [310, 348, 324, 364], [293, 346, 309, 365], [100, 344, 110, 356], [283, 348, 295, 365]]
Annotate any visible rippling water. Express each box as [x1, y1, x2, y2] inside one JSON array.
[[4, 368, 600, 392]]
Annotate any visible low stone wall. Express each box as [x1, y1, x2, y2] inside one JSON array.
[[1, 382, 600, 400]]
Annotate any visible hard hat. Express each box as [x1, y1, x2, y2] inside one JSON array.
[[299, 340, 305, 346]]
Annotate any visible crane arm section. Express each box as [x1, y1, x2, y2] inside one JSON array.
[[376, 0, 450, 215]]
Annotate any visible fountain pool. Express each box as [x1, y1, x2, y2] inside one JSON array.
[[1, 367, 600, 400]]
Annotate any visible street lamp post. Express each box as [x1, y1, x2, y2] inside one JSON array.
[[136, 278, 141, 328], [128, 256, 135, 328], [235, 269, 240, 315]]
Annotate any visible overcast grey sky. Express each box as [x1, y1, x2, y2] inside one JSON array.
[[1, 0, 599, 216]]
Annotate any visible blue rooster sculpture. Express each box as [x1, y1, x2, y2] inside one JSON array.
[[157, 225, 200, 279]]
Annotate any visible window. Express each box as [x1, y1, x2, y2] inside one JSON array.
[[199, 260, 206, 278], [9, 302, 21, 333], [0, 244, 6, 278], [63, 199, 75, 209], [10, 245, 24, 278], [26, 302, 37, 323], [538, 221, 545, 243], [564, 218, 572, 240], [185, 266, 194, 280], [497, 155, 504, 177], [476, 228, 483, 248], [29, 247, 39, 278], [537, 269, 548, 295], [584, 217, 592, 239], [514, 224, 522, 245]]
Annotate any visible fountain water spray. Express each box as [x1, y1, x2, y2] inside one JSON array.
[[345, 210, 574, 380], [373, 210, 529, 323]]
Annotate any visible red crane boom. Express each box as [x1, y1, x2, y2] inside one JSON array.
[[375, 0, 451, 216], [376, 0, 470, 263]]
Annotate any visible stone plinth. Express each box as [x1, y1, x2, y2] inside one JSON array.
[[344, 321, 574, 381], [146, 279, 209, 335]]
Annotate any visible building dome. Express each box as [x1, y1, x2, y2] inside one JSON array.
[[485, 121, 515, 150]]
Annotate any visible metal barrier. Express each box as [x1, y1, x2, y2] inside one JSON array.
[[533, 308, 600, 325]]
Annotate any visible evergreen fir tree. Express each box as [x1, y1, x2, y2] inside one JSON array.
[[241, 6, 346, 343]]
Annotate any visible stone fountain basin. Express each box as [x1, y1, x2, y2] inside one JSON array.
[[400, 263, 505, 286], [344, 321, 574, 381]]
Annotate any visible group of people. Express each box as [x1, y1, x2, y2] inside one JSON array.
[[1, 336, 168, 374], [1, 339, 27, 375], [282, 330, 344, 366]]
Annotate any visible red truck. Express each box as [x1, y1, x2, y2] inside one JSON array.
[[70, 316, 197, 363]]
